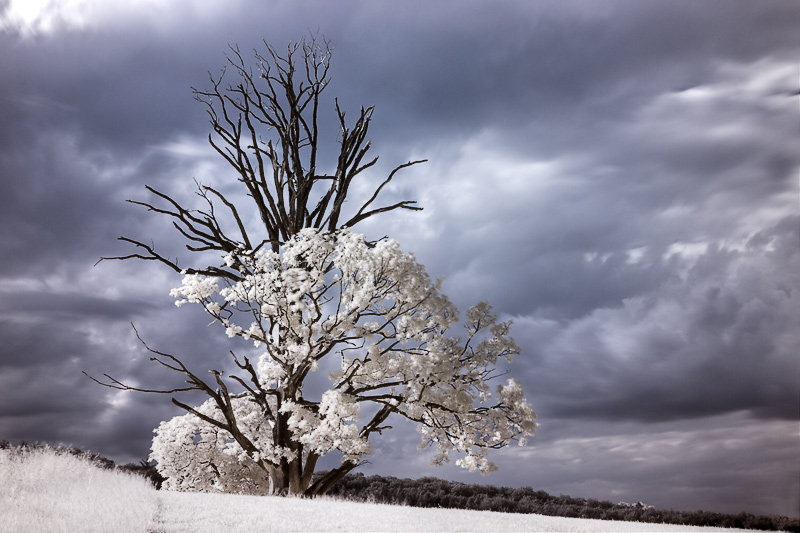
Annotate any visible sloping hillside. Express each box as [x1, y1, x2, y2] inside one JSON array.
[[2, 446, 793, 533]]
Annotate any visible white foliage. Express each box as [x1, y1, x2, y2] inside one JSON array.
[[154, 228, 536, 492], [150, 397, 287, 495], [280, 390, 370, 461]]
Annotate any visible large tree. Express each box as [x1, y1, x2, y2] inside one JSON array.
[[91, 36, 536, 497]]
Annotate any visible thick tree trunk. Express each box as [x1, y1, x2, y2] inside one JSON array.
[[268, 459, 317, 495]]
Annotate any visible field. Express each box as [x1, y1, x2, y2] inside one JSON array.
[[0, 447, 157, 533], [0, 448, 762, 533], [154, 491, 766, 532]]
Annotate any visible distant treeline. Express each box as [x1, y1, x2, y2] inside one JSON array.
[[321, 472, 799, 532], [3, 440, 795, 531]]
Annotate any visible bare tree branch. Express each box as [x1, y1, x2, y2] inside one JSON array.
[[102, 34, 423, 272]]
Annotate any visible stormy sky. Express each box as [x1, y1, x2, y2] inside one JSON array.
[[1, 0, 798, 517]]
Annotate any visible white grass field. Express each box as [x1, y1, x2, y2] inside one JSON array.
[[0, 448, 157, 533], [1, 448, 760, 533], [153, 491, 760, 533]]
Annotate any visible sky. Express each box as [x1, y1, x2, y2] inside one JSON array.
[[1, 0, 798, 518]]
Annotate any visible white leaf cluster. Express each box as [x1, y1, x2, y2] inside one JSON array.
[[280, 390, 370, 461], [150, 396, 289, 494], [154, 228, 536, 492]]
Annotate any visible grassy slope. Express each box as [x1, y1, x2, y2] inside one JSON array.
[[155, 491, 758, 533], [0, 449, 157, 533], [1, 450, 760, 533]]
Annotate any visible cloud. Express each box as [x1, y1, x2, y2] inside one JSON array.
[[375, 50, 798, 326], [515, 215, 800, 422]]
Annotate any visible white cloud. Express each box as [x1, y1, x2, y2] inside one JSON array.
[[1, 0, 92, 36], [0, 0, 232, 37]]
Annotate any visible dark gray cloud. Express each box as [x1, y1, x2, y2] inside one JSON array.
[[510, 214, 800, 421], [0, 0, 797, 517]]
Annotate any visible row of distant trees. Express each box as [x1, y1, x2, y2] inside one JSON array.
[[322, 472, 799, 532]]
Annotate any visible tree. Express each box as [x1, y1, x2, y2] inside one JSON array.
[[90, 36, 536, 497]]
